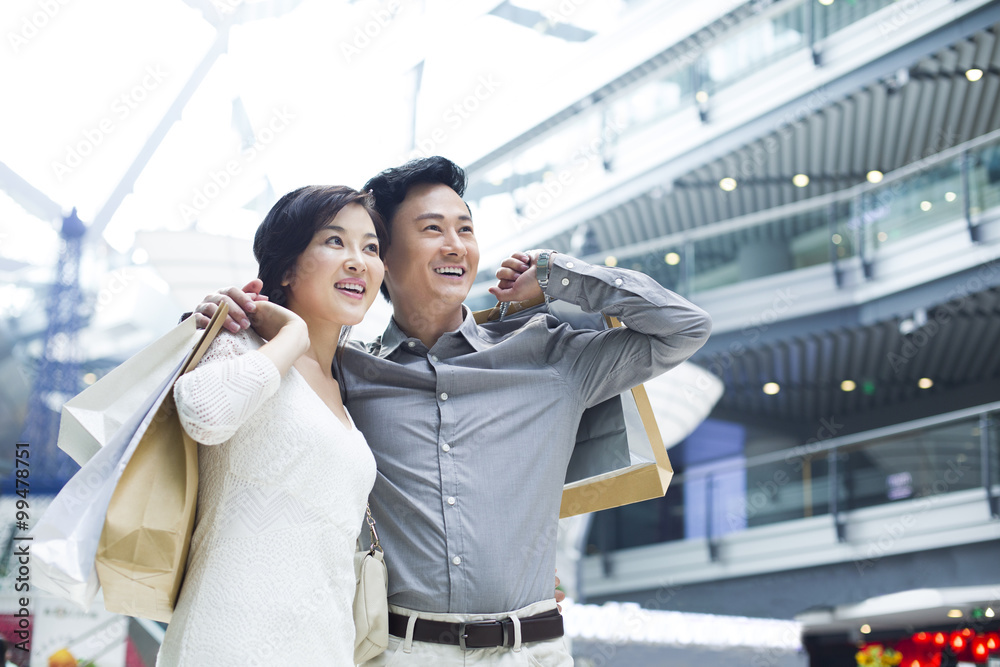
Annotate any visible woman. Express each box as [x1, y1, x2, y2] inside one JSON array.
[[157, 185, 386, 665]]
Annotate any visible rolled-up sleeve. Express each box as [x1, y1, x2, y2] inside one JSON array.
[[542, 253, 712, 407]]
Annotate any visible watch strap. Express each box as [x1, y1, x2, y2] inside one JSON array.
[[536, 251, 552, 290]]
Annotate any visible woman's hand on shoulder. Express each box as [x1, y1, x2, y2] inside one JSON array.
[[247, 301, 307, 342]]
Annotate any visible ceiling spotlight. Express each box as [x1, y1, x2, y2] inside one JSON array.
[[877, 231, 888, 242], [604, 256, 618, 267], [841, 380, 856, 392], [966, 68, 984, 82], [831, 233, 843, 245], [947, 609, 963, 618], [867, 170, 884, 184], [82, 372, 97, 385], [792, 173, 810, 187], [763, 382, 780, 395], [986, 607, 995, 618], [695, 90, 709, 104], [918, 378, 934, 389], [665, 252, 680, 265], [860, 624, 871, 634], [945, 191, 957, 202], [719, 177, 737, 191], [818, 0, 834, 5], [920, 200, 932, 211]]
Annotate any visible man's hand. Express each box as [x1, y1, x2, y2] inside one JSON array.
[[488, 250, 551, 303], [555, 573, 565, 612], [192, 279, 269, 332]]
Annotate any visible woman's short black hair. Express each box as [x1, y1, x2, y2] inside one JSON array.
[[253, 185, 385, 307], [362, 156, 468, 300]]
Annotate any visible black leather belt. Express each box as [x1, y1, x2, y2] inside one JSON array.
[[388, 609, 564, 650]]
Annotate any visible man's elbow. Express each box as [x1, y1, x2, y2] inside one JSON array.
[[681, 305, 712, 347]]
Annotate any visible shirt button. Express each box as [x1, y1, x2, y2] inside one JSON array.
[[615, 278, 623, 286], [442, 443, 451, 452], [561, 278, 570, 286], [452, 556, 462, 566], [447, 496, 456, 505], [440, 392, 449, 401], [407, 341, 416, 348], [430, 354, 438, 362], [566, 261, 574, 268]]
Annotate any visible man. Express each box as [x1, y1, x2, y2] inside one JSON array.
[[194, 156, 711, 664]]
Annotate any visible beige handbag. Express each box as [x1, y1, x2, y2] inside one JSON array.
[[354, 504, 389, 663]]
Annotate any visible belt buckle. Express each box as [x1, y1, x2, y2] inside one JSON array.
[[458, 622, 469, 651], [458, 619, 508, 651]]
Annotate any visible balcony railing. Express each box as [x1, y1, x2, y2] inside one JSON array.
[[468, 0, 907, 238], [586, 404, 1000, 555], [593, 129, 1000, 296]]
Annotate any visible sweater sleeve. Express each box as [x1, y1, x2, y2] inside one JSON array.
[[173, 329, 282, 445]]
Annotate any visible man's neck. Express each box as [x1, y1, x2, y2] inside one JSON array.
[[392, 302, 466, 349]]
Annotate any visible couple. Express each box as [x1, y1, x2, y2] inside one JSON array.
[[158, 156, 712, 665]]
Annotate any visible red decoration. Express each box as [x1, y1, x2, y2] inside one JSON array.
[[972, 637, 988, 659]]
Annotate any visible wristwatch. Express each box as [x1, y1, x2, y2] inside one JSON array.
[[535, 251, 553, 291]]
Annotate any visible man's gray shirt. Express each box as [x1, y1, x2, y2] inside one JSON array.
[[339, 254, 711, 614]]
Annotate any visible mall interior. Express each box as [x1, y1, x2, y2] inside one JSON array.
[[2, 0, 1000, 665]]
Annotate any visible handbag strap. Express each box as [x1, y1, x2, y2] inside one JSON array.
[[365, 504, 382, 556]]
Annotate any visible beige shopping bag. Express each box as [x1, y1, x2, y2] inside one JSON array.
[[476, 302, 673, 518], [95, 304, 228, 622]]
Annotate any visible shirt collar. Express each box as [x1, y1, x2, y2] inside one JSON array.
[[375, 305, 489, 358]]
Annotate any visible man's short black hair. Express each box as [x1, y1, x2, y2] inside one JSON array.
[[363, 156, 468, 301]]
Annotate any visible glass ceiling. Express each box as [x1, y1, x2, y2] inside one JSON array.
[[1, 0, 632, 259]]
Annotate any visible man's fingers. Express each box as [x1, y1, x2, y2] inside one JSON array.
[[219, 286, 258, 314], [200, 295, 250, 332], [495, 267, 522, 282], [500, 256, 531, 273], [489, 286, 513, 301]]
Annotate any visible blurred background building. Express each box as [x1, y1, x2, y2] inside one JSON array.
[[2, 0, 1000, 665]]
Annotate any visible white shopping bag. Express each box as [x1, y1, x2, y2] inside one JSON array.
[[57, 316, 206, 466], [31, 360, 182, 608], [31, 312, 220, 608]]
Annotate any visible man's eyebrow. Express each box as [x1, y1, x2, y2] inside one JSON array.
[[414, 212, 473, 222]]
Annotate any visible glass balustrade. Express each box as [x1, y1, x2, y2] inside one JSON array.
[[468, 0, 912, 211], [586, 410, 998, 553]]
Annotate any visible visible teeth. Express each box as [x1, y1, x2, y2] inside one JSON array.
[[336, 283, 363, 292], [435, 267, 464, 275]]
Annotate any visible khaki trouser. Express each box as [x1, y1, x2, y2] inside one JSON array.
[[360, 599, 573, 666]]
